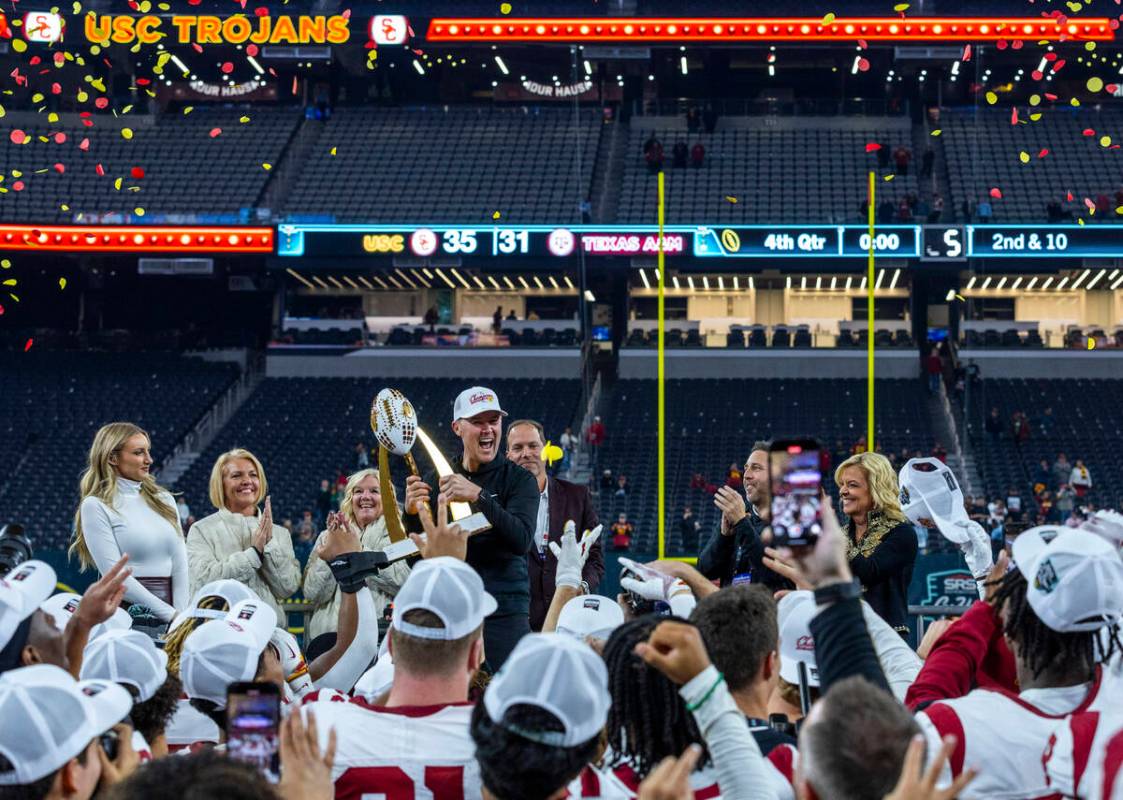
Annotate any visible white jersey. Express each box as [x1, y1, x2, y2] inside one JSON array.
[[165, 698, 220, 751], [917, 668, 1108, 800], [1044, 666, 1123, 800], [299, 690, 482, 800]]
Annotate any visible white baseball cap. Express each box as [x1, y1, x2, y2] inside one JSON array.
[[0, 664, 131, 784], [556, 595, 624, 642], [777, 591, 820, 687], [452, 386, 507, 422], [41, 592, 132, 640], [391, 557, 496, 641], [180, 599, 277, 707], [167, 578, 260, 633], [81, 629, 169, 703], [898, 458, 970, 544], [483, 633, 610, 747], [1012, 526, 1123, 633], [0, 561, 56, 652]]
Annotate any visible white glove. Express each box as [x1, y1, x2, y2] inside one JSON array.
[[619, 574, 696, 618], [1081, 510, 1123, 548], [270, 627, 315, 699], [549, 521, 602, 590], [952, 519, 994, 599]]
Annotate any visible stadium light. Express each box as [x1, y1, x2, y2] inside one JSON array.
[[371, 275, 390, 289], [1040, 277, 1053, 290], [703, 276, 710, 290], [426, 17, 1111, 43], [785, 276, 791, 289], [688, 276, 696, 290], [981, 277, 991, 290], [1070, 268, 1091, 289], [860, 276, 867, 290], [519, 276, 530, 289], [889, 268, 900, 289], [673, 275, 680, 289], [327, 276, 344, 289], [1111, 273, 1123, 290], [549, 276, 559, 289], [449, 268, 471, 288], [504, 276, 516, 289], [0, 224, 273, 253], [584, 60, 592, 75], [1086, 269, 1107, 289], [1110, 269, 1120, 281], [584, 289, 596, 301], [357, 276, 375, 290], [800, 276, 806, 290], [875, 269, 885, 289], [286, 268, 314, 289], [1011, 277, 1022, 290], [472, 274, 487, 289], [1025, 277, 1037, 291], [995, 277, 1007, 290], [733, 276, 739, 290], [748, 276, 755, 290], [563, 276, 574, 289], [533, 276, 545, 289], [966, 276, 977, 289], [488, 275, 501, 289], [1055, 276, 1069, 290], [831, 276, 837, 290], [815, 276, 821, 290]]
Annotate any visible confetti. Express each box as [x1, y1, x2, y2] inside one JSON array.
[[500, 2, 512, 13], [329, 146, 337, 156], [893, 3, 908, 11], [11, 40, 26, 53], [821, 12, 836, 24], [857, 57, 870, 72], [12, 182, 24, 192], [989, 187, 1003, 199], [9, 130, 25, 144], [221, 62, 234, 74], [985, 91, 998, 105], [724, 196, 738, 204], [962, 44, 972, 61], [53, 163, 65, 173], [1102, 135, 1113, 147], [884, 174, 895, 181], [95, 163, 104, 176], [209, 128, 222, 138], [1088, 76, 1105, 92], [121, 128, 133, 140], [247, 44, 259, 57], [930, 129, 941, 136], [23, 339, 32, 352], [59, 278, 66, 290], [0, 260, 9, 268], [492, 211, 501, 219], [240, 116, 250, 123], [183, 106, 194, 115], [79, 138, 90, 151], [134, 207, 144, 216], [1011, 107, 1019, 125], [857, 39, 868, 49], [865, 142, 882, 152], [542, 442, 562, 465], [131, 167, 145, 179], [1071, 98, 1081, 107], [1083, 128, 1096, 137], [262, 162, 272, 170], [1019, 151, 1030, 163], [1039, 148, 1049, 158]]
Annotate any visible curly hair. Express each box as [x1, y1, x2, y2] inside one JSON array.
[[130, 674, 182, 745], [834, 452, 907, 523], [602, 616, 709, 778]]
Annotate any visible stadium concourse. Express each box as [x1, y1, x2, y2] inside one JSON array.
[[5, 0, 1123, 798]]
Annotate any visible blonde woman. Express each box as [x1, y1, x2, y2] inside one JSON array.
[[185, 449, 301, 621], [301, 467, 410, 642], [72, 422, 188, 629], [833, 451, 918, 637]]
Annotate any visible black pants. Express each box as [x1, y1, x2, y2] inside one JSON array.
[[483, 612, 531, 672]]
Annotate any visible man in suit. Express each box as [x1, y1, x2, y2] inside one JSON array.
[[505, 419, 603, 631]]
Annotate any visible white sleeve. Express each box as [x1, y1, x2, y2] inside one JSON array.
[[80, 498, 177, 621], [162, 494, 190, 612], [314, 588, 378, 693], [860, 601, 922, 701], [679, 666, 779, 800]]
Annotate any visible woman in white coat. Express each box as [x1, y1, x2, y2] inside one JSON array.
[[72, 422, 189, 632], [301, 467, 411, 642], [185, 448, 301, 622]]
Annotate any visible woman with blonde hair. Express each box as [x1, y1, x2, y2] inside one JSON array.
[[185, 448, 301, 621], [301, 467, 410, 642], [72, 422, 188, 630], [832, 451, 918, 637]]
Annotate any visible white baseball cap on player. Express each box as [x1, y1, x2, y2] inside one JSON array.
[[167, 578, 260, 633], [81, 628, 169, 703], [41, 592, 132, 640], [898, 458, 971, 544], [556, 595, 624, 642], [391, 557, 496, 641], [1012, 526, 1123, 633], [483, 633, 610, 747], [180, 599, 277, 707], [0, 664, 131, 785], [0, 560, 56, 652], [777, 591, 820, 688], [452, 386, 507, 422]]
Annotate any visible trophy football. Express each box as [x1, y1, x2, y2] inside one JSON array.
[[371, 388, 491, 558]]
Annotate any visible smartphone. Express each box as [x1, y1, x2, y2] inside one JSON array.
[[769, 439, 824, 548], [226, 681, 281, 783]]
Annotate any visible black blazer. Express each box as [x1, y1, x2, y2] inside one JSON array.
[[527, 477, 604, 631], [846, 512, 918, 635]]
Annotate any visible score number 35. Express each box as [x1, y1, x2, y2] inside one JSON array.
[[441, 230, 478, 254]]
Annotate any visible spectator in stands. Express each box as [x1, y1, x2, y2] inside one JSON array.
[[1052, 452, 1072, 488], [302, 468, 410, 642], [1012, 410, 1031, 443], [645, 139, 664, 173], [1006, 486, 1025, 521], [186, 449, 302, 622], [506, 309, 518, 321], [690, 472, 706, 491], [931, 442, 947, 463], [877, 199, 895, 224], [925, 346, 942, 394], [895, 198, 912, 222], [977, 196, 993, 221], [600, 468, 614, 490], [679, 506, 701, 552], [1056, 483, 1077, 520], [851, 436, 867, 456], [988, 497, 1008, 527], [423, 304, 439, 332], [1037, 406, 1055, 437], [686, 105, 701, 133], [175, 497, 190, 529], [615, 475, 629, 497], [492, 306, 503, 335], [559, 426, 576, 473], [1038, 490, 1056, 523], [354, 442, 370, 470], [72, 422, 188, 630], [610, 513, 634, 550], [702, 103, 718, 134], [642, 132, 658, 156], [690, 142, 705, 168], [315, 479, 332, 528], [921, 146, 935, 178], [297, 510, 315, 540], [1033, 459, 1053, 493], [587, 416, 605, 463], [672, 140, 688, 168], [986, 407, 1004, 442], [930, 192, 944, 222], [893, 144, 911, 175], [1070, 459, 1093, 497], [725, 462, 743, 489]]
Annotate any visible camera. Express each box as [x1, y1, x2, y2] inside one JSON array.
[[99, 729, 119, 761], [0, 524, 32, 575]]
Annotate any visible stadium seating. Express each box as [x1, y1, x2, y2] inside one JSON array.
[[283, 107, 601, 223], [0, 108, 298, 223], [170, 377, 583, 530], [595, 378, 937, 554], [618, 120, 921, 223], [0, 352, 240, 548]]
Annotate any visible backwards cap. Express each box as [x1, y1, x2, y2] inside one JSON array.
[[181, 599, 277, 707], [391, 557, 496, 641]]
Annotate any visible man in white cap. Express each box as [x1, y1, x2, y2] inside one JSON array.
[[0, 663, 137, 798], [301, 556, 493, 798], [405, 385, 538, 670]]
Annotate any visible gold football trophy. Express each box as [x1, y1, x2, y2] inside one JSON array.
[[370, 388, 491, 551]]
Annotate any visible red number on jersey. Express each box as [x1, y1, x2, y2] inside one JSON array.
[[335, 765, 466, 800]]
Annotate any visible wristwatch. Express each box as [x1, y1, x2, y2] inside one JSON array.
[[813, 578, 862, 607]]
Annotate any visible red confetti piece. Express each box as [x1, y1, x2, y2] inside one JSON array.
[[192, 43, 203, 53], [857, 57, 870, 72], [1038, 148, 1049, 158], [254, 5, 268, 14], [79, 111, 91, 118], [12, 181, 24, 192], [865, 142, 882, 152], [0, 305, 5, 316], [1031, 70, 1044, 81], [989, 187, 1003, 199], [1011, 107, 1019, 125], [1052, 59, 1065, 72], [81, 119, 93, 128], [54, 132, 66, 144], [53, 52, 65, 67], [857, 38, 868, 49], [1083, 128, 1096, 136], [23, 339, 32, 352], [962, 44, 971, 61], [209, 128, 222, 138], [79, 137, 89, 151], [131, 167, 145, 179], [9, 130, 25, 144], [1109, 85, 1120, 94], [1011, 40, 1023, 50], [51, 82, 61, 95], [1085, 197, 1096, 210], [53, 163, 65, 173], [1067, 191, 1074, 202], [187, 0, 201, 5], [29, 56, 40, 66], [94, 97, 109, 109], [95, 163, 105, 176], [996, 39, 1008, 50], [1045, 93, 1058, 101], [136, 78, 150, 86], [221, 62, 234, 73], [247, 44, 259, 56], [1045, 52, 1058, 62], [1111, 19, 1120, 30]]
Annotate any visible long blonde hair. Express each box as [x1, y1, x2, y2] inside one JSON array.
[[208, 448, 268, 511], [338, 467, 396, 528], [163, 595, 229, 676], [71, 422, 182, 571], [834, 452, 907, 523]]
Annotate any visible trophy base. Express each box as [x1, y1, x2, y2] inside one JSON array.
[[452, 512, 492, 536], [378, 512, 493, 564]]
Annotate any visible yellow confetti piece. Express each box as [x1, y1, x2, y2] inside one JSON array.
[[542, 442, 563, 465], [11, 170, 22, 178], [121, 104, 133, 114], [1, 260, 10, 268], [1116, 207, 1123, 214], [2, 279, 16, 286], [239, 116, 250, 123], [47, 112, 58, 123], [114, 177, 123, 190], [724, 195, 738, 203], [492, 211, 501, 219], [1029, 94, 1041, 107], [183, 106, 193, 115], [11, 39, 26, 53], [893, 2, 909, 10], [1072, 98, 1081, 107], [1102, 135, 1113, 147], [60, 204, 69, 211], [59, 278, 66, 290], [930, 129, 941, 136], [1078, 218, 1085, 226], [884, 174, 895, 181], [500, 1, 512, 12], [1085, 41, 1097, 52], [985, 91, 998, 105], [121, 128, 133, 140], [77, 90, 88, 102], [821, 12, 836, 24], [262, 163, 272, 170], [1088, 77, 1104, 93], [1019, 151, 1030, 163], [1030, 112, 1042, 121], [90, 77, 106, 92], [31, 93, 43, 103], [329, 146, 337, 156], [138, 0, 150, 10], [8, 294, 19, 303], [72, 1, 80, 11], [134, 207, 144, 216]]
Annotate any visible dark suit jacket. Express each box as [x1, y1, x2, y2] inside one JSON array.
[[528, 477, 603, 631]]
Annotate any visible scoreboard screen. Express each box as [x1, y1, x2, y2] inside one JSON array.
[[694, 225, 919, 258], [967, 225, 1123, 258]]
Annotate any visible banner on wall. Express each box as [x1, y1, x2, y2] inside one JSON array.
[[493, 80, 622, 103]]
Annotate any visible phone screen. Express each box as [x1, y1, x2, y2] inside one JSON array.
[[227, 683, 281, 783], [770, 441, 823, 548]]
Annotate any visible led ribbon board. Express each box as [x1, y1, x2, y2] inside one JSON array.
[[0, 225, 273, 253]]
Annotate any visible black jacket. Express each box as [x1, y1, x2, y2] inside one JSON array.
[[405, 452, 539, 616], [846, 513, 918, 636], [698, 507, 794, 592], [808, 595, 891, 695]]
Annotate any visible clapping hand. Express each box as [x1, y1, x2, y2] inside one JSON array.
[[316, 512, 362, 562], [252, 496, 274, 551]]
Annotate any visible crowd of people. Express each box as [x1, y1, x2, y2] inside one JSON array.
[[1, 385, 1122, 800]]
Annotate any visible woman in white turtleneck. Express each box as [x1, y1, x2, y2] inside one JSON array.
[[301, 467, 411, 642], [185, 448, 301, 622], [72, 422, 189, 625]]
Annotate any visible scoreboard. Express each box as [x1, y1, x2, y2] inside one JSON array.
[[276, 223, 1123, 261]]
